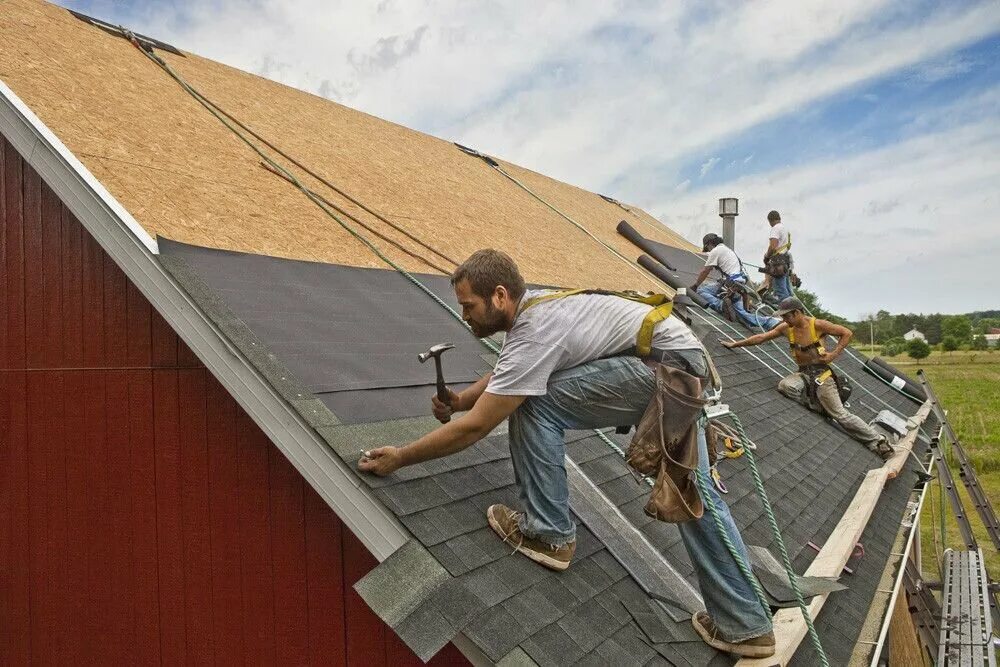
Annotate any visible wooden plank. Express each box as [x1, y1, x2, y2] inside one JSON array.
[[0, 138, 7, 369], [236, 410, 277, 663], [0, 370, 30, 664], [127, 369, 161, 662], [104, 370, 135, 664], [26, 372, 53, 664], [206, 377, 245, 662], [80, 232, 105, 367], [22, 168, 43, 367], [3, 137, 25, 370], [62, 371, 87, 664], [82, 370, 111, 663], [40, 182, 63, 367], [739, 401, 933, 666], [125, 281, 152, 368], [103, 255, 128, 367], [304, 482, 347, 667], [268, 443, 310, 666], [153, 369, 186, 664], [60, 204, 84, 366], [151, 309, 178, 368], [178, 369, 213, 663], [343, 530, 388, 666]]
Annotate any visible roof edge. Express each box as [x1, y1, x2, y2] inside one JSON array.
[[0, 77, 411, 560]]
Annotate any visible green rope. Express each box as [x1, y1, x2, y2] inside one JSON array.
[[721, 411, 830, 666]]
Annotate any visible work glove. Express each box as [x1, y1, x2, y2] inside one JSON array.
[[431, 388, 462, 423]]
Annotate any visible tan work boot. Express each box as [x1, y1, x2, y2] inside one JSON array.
[[871, 435, 895, 461], [692, 611, 776, 659], [486, 504, 576, 571]]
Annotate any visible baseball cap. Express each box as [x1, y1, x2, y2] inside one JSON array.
[[773, 297, 804, 317], [702, 233, 724, 252]]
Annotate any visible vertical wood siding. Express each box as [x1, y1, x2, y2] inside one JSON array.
[[0, 136, 467, 666]]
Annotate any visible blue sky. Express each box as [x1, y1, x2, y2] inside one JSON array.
[[58, 0, 1000, 319]]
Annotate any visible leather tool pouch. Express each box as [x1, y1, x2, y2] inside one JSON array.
[[626, 364, 707, 523]]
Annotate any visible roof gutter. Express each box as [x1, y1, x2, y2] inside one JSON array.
[[0, 77, 412, 560]]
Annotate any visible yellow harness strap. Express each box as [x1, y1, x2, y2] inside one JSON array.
[[518, 289, 673, 358], [775, 231, 792, 254], [786, 317, 826, 355]]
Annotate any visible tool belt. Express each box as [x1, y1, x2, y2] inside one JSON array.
[[626, 363, 707, 523], [765, 252, 792, 277], [799, 363, 852, 405]]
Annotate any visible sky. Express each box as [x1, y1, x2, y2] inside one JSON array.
[[59, 0, 1000, 320]]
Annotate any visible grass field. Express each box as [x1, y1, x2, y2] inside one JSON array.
[[879, 350, 1000, 580]]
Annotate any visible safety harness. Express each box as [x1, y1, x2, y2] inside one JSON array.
[[785, 318, 852, 404], [518, 288, 674, 358]]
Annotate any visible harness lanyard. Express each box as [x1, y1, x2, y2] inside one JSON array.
[[519, 289, 673, 358]]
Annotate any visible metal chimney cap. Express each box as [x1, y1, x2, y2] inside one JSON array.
[[718, 197, 739, 216]]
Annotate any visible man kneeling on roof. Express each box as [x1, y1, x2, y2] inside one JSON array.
[[723, 297, 894, 459], [360, 249, 776, 659], [691, 233, 779, 331]]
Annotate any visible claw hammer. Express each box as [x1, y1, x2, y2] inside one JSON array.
[[418, 343, 455, 422]]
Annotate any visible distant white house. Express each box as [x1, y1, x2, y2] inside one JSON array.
[[985, 328, 1000, 348], [904, 328, 927, 343]]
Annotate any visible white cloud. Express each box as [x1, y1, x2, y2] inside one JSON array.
[[743, 154, 755, 164], [699, 157, 721, 178], [674, 179, 691, 193]]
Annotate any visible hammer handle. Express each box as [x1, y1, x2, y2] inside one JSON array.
[[434, 358, 451, 423]]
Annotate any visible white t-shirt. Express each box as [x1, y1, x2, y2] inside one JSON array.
[[704, 244, 743, 283], [769, 222, 789, 253], [486, 290, 704, 396]]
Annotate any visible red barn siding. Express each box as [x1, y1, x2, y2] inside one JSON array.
[[0, 136, 468, 666]]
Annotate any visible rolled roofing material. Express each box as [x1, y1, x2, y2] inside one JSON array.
[[865, 357, 926, 402], [637, 255, 709, 309], [618, 220, 678, 270]]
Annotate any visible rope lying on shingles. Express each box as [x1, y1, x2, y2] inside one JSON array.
[[126, 35, 829, 663], [121, 32, 633, 479], [458, 147, 665, 292]]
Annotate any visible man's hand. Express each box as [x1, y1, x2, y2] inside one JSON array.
[[722, 340, 737, 349], [431, 388, 462, 423], [358, 447, 404, 476]]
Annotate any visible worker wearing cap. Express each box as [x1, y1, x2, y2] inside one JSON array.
[[360, 249, 776, 659], [722, 297, 893, 458], [760, 210, 793, 301], [691, 233, 779, 331]]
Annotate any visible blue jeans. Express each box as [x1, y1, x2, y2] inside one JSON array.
[[698, 278, 779, 331], [507, 355, 773, 640], [772, 273, 792, 301]]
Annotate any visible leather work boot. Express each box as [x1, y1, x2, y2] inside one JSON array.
[[692, 611, 776, 659], [486, 504, 576, 571], [871, 435, 895, 462]]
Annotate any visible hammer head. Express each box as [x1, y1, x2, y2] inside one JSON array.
[[417, 343, 455, 363]]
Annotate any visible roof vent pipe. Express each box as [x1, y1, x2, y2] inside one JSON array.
[[719, 197, 738, 249]]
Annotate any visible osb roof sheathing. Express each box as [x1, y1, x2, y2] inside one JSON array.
[[0, 0, 696, 290]]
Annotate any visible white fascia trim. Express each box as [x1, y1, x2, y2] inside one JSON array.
[[0, 78, 409, 562]]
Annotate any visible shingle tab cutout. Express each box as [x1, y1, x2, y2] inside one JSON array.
[[161, 239, 932, 665]]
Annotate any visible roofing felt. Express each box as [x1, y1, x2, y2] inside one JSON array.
[[0, 0, 695, 293], [159, 238, 931, 665]]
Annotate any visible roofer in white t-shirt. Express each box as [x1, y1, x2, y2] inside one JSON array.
[[760, 210, 793, 301], [359, 249, 776, 659], [691, 233, 778, 331]]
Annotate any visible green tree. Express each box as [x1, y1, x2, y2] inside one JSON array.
[[924, 315, 943, 345], [882, 336, 906, 357], [942, 315, 972, 343], [907, 338, 931, 359], [941, 336, 959, 352], [971, 335, 988, 351]]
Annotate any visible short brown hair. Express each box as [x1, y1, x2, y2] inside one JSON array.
[[767, 210, 781, 222], [451, 249, 526, 301]]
